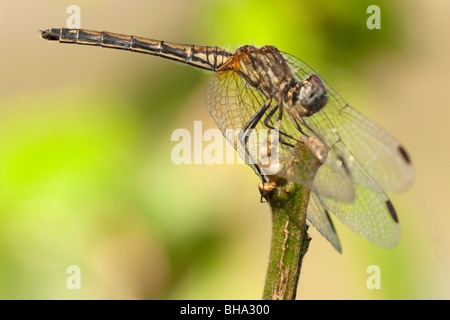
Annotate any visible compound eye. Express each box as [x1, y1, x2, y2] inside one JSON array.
[[299, 75, 328, 115]]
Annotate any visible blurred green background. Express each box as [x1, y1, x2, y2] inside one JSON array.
[[0, 0, 448, 299]]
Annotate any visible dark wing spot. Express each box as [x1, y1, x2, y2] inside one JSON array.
[[386, 200, 399, 223], [325, 209, 338, 233], [324, 209, 342, 253], [398, 146, 411, 164]]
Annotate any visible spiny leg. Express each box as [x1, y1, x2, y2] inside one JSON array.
[[238, 98, 273, 181], [262, 103, 296, 148]]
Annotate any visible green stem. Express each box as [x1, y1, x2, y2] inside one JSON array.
[[262, 180, 311, 300]]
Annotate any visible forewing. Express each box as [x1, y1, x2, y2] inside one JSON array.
[[206, 71, 265, 137]]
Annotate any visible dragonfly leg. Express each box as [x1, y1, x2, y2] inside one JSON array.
[[292, 118, 308, 137], [239, 98, 273, 153], [262, 103, 296, 148], [296, 116, 329, 146], [238, 98, 273, 181]]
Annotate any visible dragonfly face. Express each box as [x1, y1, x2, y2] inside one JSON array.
[[297, 74, 328, 116], [41, 28, 414, 252]]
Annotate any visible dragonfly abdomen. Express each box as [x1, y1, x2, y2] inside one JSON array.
[[40, 28, 232, 71]]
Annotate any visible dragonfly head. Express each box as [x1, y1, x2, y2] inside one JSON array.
[[298, 74, 328, 116]]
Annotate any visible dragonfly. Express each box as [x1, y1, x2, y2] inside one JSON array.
[[41, 28, 414, 252]]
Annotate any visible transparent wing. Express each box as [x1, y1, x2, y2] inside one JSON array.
[[316, 188, 400, 248], [313, 148, 400, 248], [307, 193, 342, 252], [206, 71, 266, 147], [281, 52, 414, 194], [206, 70, 269, 175]]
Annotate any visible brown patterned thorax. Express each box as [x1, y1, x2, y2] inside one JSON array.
[[219, 45, 294, 99]]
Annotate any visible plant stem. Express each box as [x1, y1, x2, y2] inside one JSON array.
[[262, 180, 311, 300]]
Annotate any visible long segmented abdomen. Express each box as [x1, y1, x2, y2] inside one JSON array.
[[40, 28, 232, 71]]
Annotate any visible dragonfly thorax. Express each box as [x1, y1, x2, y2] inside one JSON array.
[[224, 45, 328, 118], [224, 45, 294, 99]]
